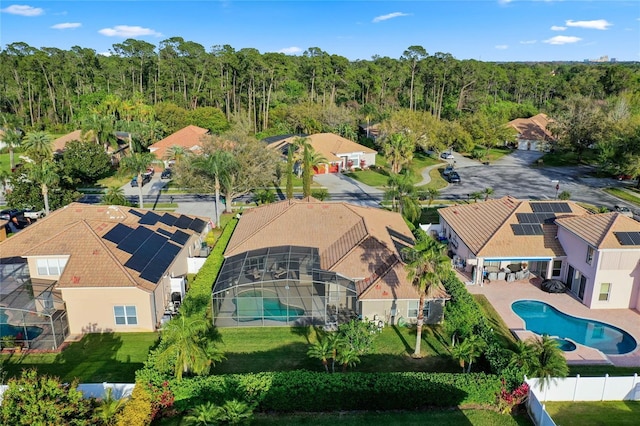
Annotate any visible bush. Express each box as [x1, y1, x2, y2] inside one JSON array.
[[115, 383, 153, 426], [168, 371, 501, 413]]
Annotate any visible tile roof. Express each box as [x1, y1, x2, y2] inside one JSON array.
[[267, 133, 377, 163], [0, 203, 208, 291], [439, 197, 591, 258], [556, 212, 640, 249], [148, 125, 209, 160], [52, 130, 84, 153], [508, 113, 554, 141], [225, 199, 437, 300]]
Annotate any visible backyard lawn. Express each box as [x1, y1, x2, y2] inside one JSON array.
[[0, 332, 158, 382], [214, 324, 459, 374], [544, 401, 640, 426]]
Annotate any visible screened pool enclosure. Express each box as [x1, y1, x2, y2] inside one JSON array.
[[212, 246, 358, 326]]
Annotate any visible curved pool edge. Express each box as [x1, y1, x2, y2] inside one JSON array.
[[510, 299, 638, 356]]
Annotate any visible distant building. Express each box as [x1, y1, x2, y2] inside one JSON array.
[[507, 113, 555, 151]]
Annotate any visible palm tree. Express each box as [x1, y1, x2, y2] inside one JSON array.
[[508, 339, 539, 374], [102, 185, 129, 206], [483, 187, 494, 201], [285, 147, 294, 199], [2, 128, 22, 170], [336, 347, 361, 372], [192, 151, 236, 227], [22, 131, 52, 162], [154, 313, 225, 380], [96, 387, 127, 426], [81, 114, 117, 153], [383, 133, 414, 174], [450, 335, 487, 373], [402, 234, 450, 358], [253, 188, 276, 205], [28, 160, 59, 215], [184, 401, 221, 426], [469, 191, 483, 203], [530, 335, 569, 394], [325, 333, 345, 373], [307, 337, 332, 373], [385, 172, 422, 222], [120, 152, 155, 209], [425, 187, 439, 207], [164, 145, 190, 166]]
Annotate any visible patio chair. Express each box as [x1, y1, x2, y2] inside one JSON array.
[[507, 273, 516, 282]]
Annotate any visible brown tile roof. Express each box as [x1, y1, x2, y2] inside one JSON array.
[[439, 197, 591, 258], [148, 125, 209, 160], [267, 133, 377, 163], [0, 203, 208, 291], [508, 113, 554, 141], [225, 199, 437, 300], [52, 130, 85, 153], [556, 212, 640, 249]]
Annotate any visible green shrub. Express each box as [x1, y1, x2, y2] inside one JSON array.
[[169, 371, 500, 413], [115, 384, 153, 426]]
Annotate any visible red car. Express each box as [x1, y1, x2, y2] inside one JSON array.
[[616, 174, 633, 181]]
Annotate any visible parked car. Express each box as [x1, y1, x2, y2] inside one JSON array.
[[448, 171, 461, 183], [131, 174, 152, 187], [23, 207, 45, 219], [146, 167, 155, 177], [443, 165, 455, 176], [440, 151, 454, 160], [616, 174, 633, 181], [161, 168, 173, 179], [614, 205, 634, 218], [0, 209, 24, 221]]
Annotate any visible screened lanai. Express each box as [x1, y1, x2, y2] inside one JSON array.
[[212, 246, 358, 327], [0, 258, 69, 350]]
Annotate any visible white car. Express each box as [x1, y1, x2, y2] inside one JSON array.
[[440, 151, 454, 160], [23, 207, 45, 219]]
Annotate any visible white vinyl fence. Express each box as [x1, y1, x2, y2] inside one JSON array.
[[0, 382, 134, 403], [525, 375, 640, 426]]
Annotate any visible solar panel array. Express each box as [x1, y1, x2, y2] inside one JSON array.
[[511, 224, 545, 236], [516, 213, 556, 224], [101, 211, 207, 284], [530, 202, 572, 213], [614, 232, 640, 246]]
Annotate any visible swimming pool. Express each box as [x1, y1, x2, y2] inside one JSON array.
[[0, 310, 44, 340], [512, 300, 637, 355], [234, 289, 305, 322]]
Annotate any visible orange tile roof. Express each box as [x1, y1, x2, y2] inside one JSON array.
[[267, 133, 377, 163], [225, 199, 439, 300], [52, 130, 85, 153], [148, 125, 209, 160], [439, 197, 590, 258], [508, 113, 554, 141], [0, 203, 208, 291], [556, 212, 640, 249]]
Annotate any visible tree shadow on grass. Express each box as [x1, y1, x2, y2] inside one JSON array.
[[290, 325, 312, 344]]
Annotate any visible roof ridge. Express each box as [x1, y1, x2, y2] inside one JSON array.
[[356, 256, 402, 299], [475, 197, 522, 254], [225, 200, 296, 253], [597, 212, 622, 248]]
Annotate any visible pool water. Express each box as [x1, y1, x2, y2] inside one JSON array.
[[234, 289, 305, 322], [553, 338, 577, 352], [0, 311, 44, 340], [512, 300, 637, 355]]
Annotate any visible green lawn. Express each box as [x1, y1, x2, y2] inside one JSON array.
[[0, 153, 11, 172], [157, 409, 531, 425], [0, 332, 159, 382], [465, 146, 513, 163], [568, 365, 640, 377], [346, 153, 442, 188], [603, 187, 640, 207], [539, 149, 599, 167], [545, 401, 640, 426], [213, 325, 458, 375]]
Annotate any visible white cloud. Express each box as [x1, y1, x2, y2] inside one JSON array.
[[372, 12, 410, 23], [565, 19, 611, 30], [498, 0, 513, 4], [278, 46, 302, 55], [98, 25, 161, 37], [1, 4, 44, 16], [495, 44, 509, 50], [520, 40, 537, 45], [99, 51, 111, 57], [551, 25, 566, 31], [543, 35, 582, 45], [51, 22, 81, 30]]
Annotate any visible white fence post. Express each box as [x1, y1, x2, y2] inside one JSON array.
[[601, 374, 609, 401], [573, 374, 580, 401]]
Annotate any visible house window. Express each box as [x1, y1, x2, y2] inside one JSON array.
[[36, 258, 68, 276], [598, 283, 611, 301], [586, 246, 595, 265], [552, 260, 562, 277], [114, 305, 138, 325], [408, 301, 430, 318]]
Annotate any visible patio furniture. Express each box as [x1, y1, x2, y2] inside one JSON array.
[[272, 267, 287, 279], [488, 272, 498, 281], [515, 271, 524, 280], [497, 271, 506, 281], [507, 273, 516, 282]]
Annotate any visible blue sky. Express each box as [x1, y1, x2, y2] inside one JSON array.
[[1, 1, 638, 62]]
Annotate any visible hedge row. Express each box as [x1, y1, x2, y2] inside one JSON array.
[[170, 371, 501, 413]]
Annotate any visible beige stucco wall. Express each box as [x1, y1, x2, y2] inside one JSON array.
[[590, 250, 640, 309], [60, 287, 156, 334], [360, 299, 444, 325]]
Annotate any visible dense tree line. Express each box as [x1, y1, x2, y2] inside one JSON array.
[[1, 40, 639, 135]]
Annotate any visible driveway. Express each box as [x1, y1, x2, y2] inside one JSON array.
[[122, 175, 167, 197], [313, 173, 384, 207]]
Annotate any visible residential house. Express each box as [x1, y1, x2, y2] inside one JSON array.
[[148, 125, 209, 166], [507, 113, 555, 151], [52, 130, 130, 164], [212, 198, 449, 327], [439, 196, 640, 310], [0, 203, 211, 349], [266, 133, 377, 173]]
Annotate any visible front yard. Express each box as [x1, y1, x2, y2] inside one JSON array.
[[544, 401, 640, 426]]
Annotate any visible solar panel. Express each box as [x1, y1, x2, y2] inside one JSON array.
[[531, 202, 571, 213], [630, 232, 640, 245], [125, 233, 169, 272], [159, 213, 178, 227], [615, 232, 635, 246], [102, 223, 134, 244], [512, 224, 543, 235], [538, 213, 557, 224], [128, 209, 144, 217], [171, 230, 190, 246], [173, 215, 193, 229], [531, 203, 547, 213], [558, 203, 571, 213], [117, 227, 154, 254], [512, 224, 524, 235], [189, 218, 206, 233], [156, 228, 173, 238], [139, 211, 161, 225], [140, 242, 181, 283]]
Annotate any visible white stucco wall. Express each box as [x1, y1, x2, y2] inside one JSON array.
[[591, 250, 640, 309]]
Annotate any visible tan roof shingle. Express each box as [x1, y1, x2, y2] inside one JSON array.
[[148, 125, 209, 160], [556, 212, 640, 249]]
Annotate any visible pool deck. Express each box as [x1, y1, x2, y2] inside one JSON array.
[[463, 274, 640, 367]]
